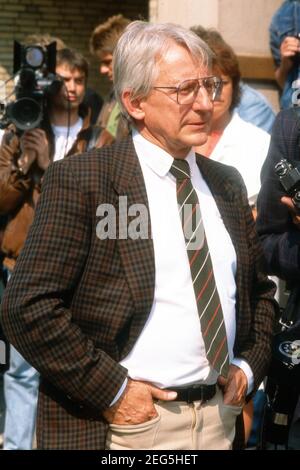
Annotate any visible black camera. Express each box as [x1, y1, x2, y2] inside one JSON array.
[[274, 158, 300, 209], [259, 288, 300, 449], [0, 41, 62, 131]]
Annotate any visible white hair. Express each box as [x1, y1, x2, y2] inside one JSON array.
[[113, 21, 213, 121]]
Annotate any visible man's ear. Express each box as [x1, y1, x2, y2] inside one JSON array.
[[122, 90, 145, 122]]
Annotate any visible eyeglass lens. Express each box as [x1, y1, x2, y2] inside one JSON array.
[[178, 78, 221, 104]]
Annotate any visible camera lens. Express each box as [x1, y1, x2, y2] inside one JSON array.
[[25, 47, 44, 68], [8, 97, 42, 130], [275, 160, 289, 176], [292, 191, 300, 209]]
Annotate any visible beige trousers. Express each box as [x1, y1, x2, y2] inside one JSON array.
[[106, 386, 242, 450]]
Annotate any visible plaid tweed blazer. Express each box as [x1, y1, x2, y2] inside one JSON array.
[[1, 136, 276, 449], [257, 108, 300, 281]]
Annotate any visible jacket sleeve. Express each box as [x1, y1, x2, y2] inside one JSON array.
[[257, 109, 300, 281], [0, 128, 32, 214], [0, 159, 127, 412]]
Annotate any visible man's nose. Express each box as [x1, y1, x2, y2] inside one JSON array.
[[192, 87, 214, 111], [66, 80, 76, 93]]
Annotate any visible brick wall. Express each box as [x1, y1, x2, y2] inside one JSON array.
[[0, 0, 148, 100]]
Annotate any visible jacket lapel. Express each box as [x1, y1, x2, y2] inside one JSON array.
[[111, 137, 155, 357]]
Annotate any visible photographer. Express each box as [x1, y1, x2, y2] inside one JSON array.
[[0, 46, 101, 450], [256, 107, 300, 446], [257, 107, 300, 279]]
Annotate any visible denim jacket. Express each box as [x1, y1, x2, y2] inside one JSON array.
[[269, 0, 300, 109], [236, 83, 275, 133]]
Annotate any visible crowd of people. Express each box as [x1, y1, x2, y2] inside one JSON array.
[[0, 2, 300, 451]]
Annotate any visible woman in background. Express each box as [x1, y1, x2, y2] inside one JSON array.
[[192, 26, 270, 218]]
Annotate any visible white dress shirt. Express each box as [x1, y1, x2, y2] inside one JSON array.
[[119, 130, 253, 392]]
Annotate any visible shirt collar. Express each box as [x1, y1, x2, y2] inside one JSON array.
[[132, 129, 196, 177]]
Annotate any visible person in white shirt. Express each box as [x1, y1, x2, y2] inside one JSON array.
[[207, 112, 270, 208], [1, 21, 276, 451]]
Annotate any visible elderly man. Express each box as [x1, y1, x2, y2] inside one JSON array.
[[1, 22, 276, 450]]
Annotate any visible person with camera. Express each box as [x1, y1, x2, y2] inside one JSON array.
[[269, 0, 300, 109], [257, 107, 300, 275], [256, 107, 300, 447], [0, 47, 101, 450], [0, 21, 277, 450]]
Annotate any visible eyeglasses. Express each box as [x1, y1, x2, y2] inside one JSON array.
[[153, 76, 223, 105]]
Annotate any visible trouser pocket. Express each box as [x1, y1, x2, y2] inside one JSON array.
[[106, 414, 161, 450]]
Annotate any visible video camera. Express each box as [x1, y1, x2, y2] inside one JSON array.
[[274, 158, 300, 209], [0, 41, 62, 131]]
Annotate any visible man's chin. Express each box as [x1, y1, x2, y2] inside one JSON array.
[[63, 102, 79, 111], [190, 134, 209, 147]]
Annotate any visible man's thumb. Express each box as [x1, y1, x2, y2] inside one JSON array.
[[150, 386, 177, 401], [217, 375, 227, 388]]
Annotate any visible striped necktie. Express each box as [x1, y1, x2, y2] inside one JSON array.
[[170, 158, 230, 378]]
